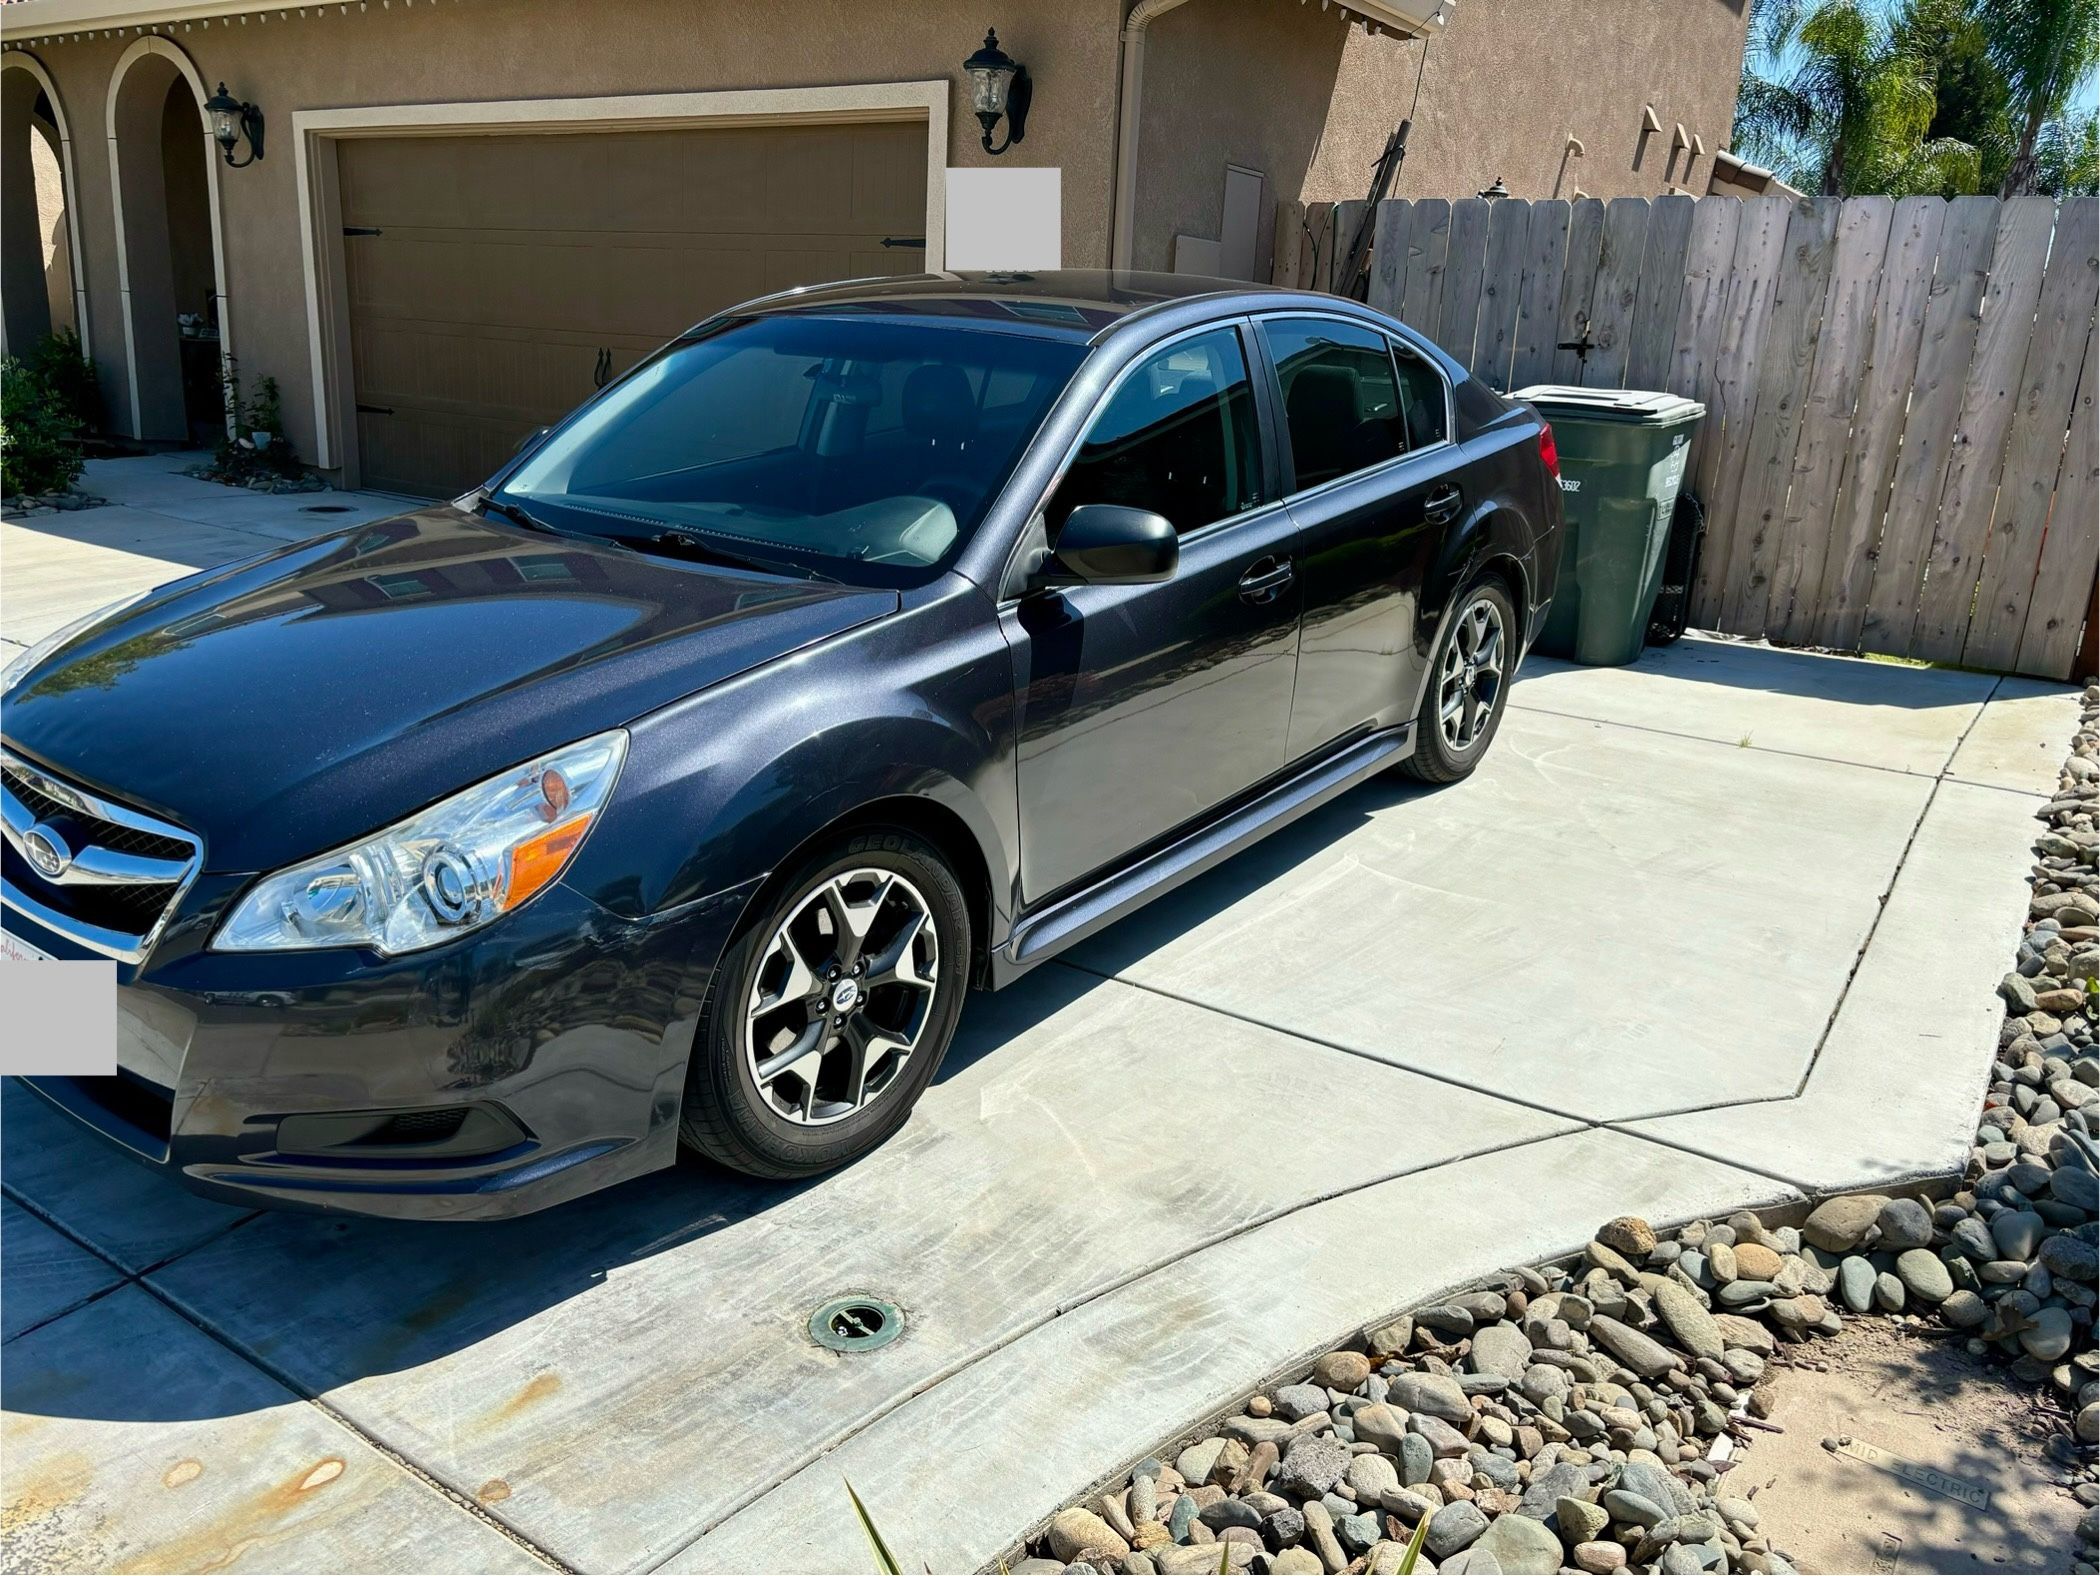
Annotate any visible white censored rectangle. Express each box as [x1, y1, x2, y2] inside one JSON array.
[[0, 936, 117, 1075]]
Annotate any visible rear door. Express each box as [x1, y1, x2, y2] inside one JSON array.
[[1004, 322, 1301, 903], [1259, 315, 1461, 761]]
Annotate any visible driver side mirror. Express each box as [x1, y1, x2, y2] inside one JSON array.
[[1039, 504, 1178, 588]]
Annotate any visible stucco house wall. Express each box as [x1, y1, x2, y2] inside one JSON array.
[[1132, 0, 1751, 272]]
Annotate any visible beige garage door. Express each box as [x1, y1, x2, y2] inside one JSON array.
[[338, 120, 928, 497]]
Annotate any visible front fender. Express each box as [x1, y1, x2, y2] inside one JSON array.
[[558, 584, 1019, 952]]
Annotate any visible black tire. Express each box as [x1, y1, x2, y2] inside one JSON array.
[[679, 827, 971, 1178], [1398, 577, 1518, 784]]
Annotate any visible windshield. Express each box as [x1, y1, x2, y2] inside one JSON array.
[[496, 315, 1086, 587]]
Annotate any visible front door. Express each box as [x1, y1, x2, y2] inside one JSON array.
[[1004, 324, 1301, 904]]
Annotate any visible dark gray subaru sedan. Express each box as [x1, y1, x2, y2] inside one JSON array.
[[2, 272, 1562, 1218]]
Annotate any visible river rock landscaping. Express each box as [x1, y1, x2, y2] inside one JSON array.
[[1015, 684, 2098, 1576], [1, 488, 108, 516]]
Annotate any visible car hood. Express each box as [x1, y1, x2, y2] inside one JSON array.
[[3, 506, 898, 872]]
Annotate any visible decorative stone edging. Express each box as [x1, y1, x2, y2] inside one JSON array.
[[179, 463, 330, 495], [1, 490, 108, 517], [1017, 683, 2098, 1576]]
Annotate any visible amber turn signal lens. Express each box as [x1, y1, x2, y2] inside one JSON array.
[[503, 813, 593, 908]]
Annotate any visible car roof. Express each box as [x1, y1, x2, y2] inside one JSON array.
[[710, 269, 1261, 342]]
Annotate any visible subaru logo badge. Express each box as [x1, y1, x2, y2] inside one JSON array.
[[23, 823, 72, 880]]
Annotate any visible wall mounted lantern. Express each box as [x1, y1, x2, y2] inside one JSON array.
[[204, 82, 265, 167], [963, 29, 1031, 155]]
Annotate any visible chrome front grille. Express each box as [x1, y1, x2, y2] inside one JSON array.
[[0, 749, 201, 961]]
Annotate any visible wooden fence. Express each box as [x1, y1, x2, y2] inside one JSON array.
[[1275, 193, 2099, 680]]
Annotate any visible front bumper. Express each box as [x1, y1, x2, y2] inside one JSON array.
[[8, 874, 759, 1220]]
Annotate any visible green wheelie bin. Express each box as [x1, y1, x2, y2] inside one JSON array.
[[1511, 386, 1706, 666]]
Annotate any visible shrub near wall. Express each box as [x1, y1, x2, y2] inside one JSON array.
[[0, 351, 86, 501]]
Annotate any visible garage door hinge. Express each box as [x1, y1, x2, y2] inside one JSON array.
[[343, 225, 382, 237], [880, 236, 926, 249]]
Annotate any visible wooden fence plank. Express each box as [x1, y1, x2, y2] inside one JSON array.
[[1690, 196, 1791, 622], [1580, 197, 1652, 386], [1306, 201, 1340, 292], [1720, 197, 1841, 634], [1963, 197, 2100, 671], [1472, 197, 1531, 389], [2014, 326, 2100, 677], [1627, 193, 1696, 389], [1809, 195, 1945, 651], [1398, 198, 1450, 336], [1437, 197, 1491, 364], [1858, 195, 2003, 656], [1273, 199, 1308, 289], [1329, 200, 1369, 295], [1908, 195, 2056, 661], [1767, 196, 1895, 645], [1666, 197, 1740, 490], [1369, 199, 1411, 317], [1510, 200, 1569, 391], [1551, 198, 1606, 384]]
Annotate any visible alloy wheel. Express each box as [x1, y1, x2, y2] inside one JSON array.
[[1438, 594, 1506, 752], [745, 868, 940, 1126]]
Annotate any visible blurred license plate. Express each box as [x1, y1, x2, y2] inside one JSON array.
[[1, 930, 56, 963]]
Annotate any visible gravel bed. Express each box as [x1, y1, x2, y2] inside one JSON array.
[[179, 463, 331, 494], [2, 490, 109, 516], [1017, 684, 2099, 1576]]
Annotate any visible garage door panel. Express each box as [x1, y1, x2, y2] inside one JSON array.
[[339, 119, 927, 498]]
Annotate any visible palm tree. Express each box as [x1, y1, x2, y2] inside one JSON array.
[[1734, 0, 1976, 194], [1983, 0, 2100, 194]]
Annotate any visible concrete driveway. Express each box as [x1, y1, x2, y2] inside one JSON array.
[[0, 468, 2077, 1573]]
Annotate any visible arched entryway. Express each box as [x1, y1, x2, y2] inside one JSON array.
[[1, 51, 89, 358], [106, 36, 229, 442]]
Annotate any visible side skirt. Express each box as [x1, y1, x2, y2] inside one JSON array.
[[989, 723, 1414, 988]]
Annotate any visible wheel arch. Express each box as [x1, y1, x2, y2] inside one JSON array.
[[1411, 501, 1534, 712], [732, 792, 999, 987]]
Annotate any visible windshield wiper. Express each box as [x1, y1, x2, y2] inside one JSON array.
[[476, 494, 560, 536], [632, 528, 837, 584]]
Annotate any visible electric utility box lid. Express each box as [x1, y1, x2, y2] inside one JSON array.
[[1511, 385, 1706, 426]]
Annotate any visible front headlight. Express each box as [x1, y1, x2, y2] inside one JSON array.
[[2, 590, 153, 699], [213, 730, 628, 955]]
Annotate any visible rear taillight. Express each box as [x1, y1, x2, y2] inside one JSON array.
[[1538, 422, 1560, 480]]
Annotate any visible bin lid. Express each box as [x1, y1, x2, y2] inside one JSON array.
[[1510, 385, 1706, 426]]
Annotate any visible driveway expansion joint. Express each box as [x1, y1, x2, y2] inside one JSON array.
[[136, 1269, 573, 1573]]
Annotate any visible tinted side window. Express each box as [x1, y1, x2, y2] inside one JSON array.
[[1264, 317, 1405, 489], [1394, 343, 1449, 449], [1048, 327, 1262, 536]]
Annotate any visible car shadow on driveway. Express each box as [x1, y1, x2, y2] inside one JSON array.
[[0, 764, 1446, 1428]]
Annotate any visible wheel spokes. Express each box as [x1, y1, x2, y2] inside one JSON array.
[[863, 907, 936, 992], [820, 871, 892, 972], [746, 866, 939, 1127], [838, 1017, 912, 1109], [755, 1015, 828, 1087], [1438, 596, 1506, 750]]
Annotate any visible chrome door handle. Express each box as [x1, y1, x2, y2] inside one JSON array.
[[1424, 484, 1463, 524], [1238, 556, 1295, 605]]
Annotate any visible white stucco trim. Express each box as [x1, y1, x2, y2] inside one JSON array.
[[292, 79, 950, 473], [1, 48, 92, 359], [103, 33, 230, 440]]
